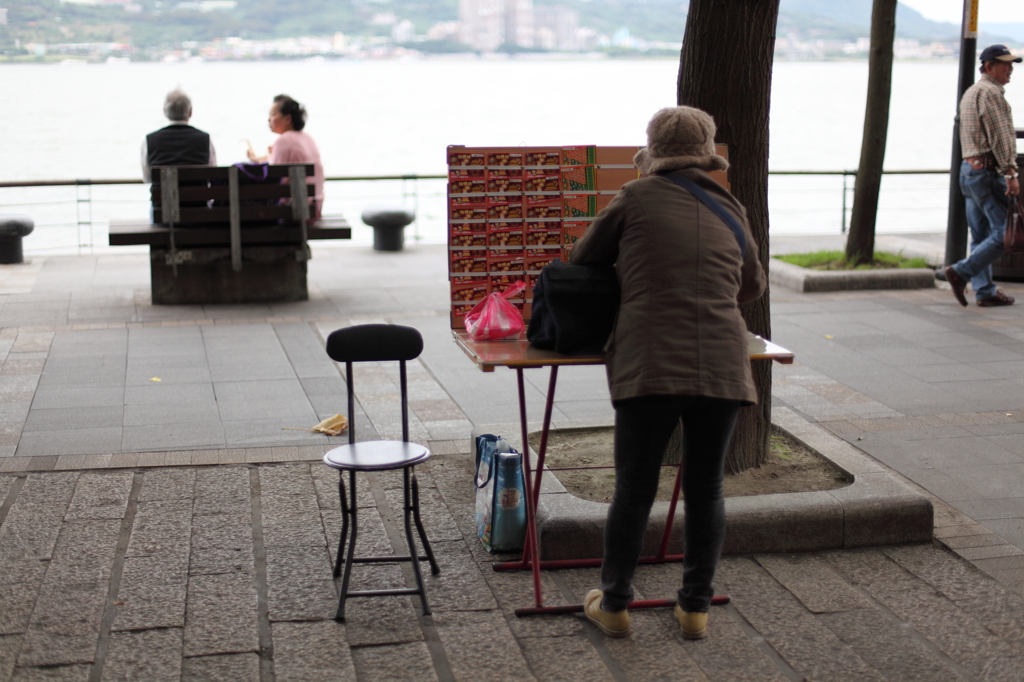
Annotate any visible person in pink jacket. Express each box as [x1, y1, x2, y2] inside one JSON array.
[[249, 94, 324, 219]]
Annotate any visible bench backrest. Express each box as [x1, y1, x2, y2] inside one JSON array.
[[151, 164, 315, 226]]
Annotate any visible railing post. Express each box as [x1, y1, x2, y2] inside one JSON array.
[[841, 171, 851, 234]]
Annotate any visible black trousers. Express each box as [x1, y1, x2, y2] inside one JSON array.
[[600, 395, 742, 613]]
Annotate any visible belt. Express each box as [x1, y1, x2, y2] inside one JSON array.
[[965, 155, 997, 170]]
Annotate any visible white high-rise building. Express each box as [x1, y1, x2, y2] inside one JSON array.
[[505, 0, 534, 48], [534, 6, 579, 51], [459, 0, 535, 51]]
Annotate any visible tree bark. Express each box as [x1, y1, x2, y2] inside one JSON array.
[[846, 0, 897, 265], [677, 0, 780, 473]]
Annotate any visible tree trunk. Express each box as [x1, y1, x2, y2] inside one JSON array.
[[846, 0, 897, 265], [677, 0, 780, 473]]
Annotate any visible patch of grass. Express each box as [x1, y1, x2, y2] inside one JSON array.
[[776, 250, 930, 271]]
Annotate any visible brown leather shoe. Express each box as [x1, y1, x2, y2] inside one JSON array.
[[943, 266, 968, 307], [978, 290, 1015, 307]]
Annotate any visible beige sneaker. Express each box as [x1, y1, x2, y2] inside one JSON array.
[[674, 605, 708, 640], [583, 589, 631, 637]]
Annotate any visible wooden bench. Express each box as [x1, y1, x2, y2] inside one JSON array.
[[109, 164, 351, 304]]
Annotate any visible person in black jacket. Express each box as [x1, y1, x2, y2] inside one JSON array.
[[140, 89, 217, 183]]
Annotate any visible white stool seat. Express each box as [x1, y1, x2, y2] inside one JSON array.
[[324, 441, 430, 471]]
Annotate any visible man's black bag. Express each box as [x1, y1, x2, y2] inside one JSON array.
[[527, 260, 620, 355]]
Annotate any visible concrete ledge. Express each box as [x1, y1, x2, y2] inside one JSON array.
[[475, 405, 934, 560], [770, 257, 936, 293]]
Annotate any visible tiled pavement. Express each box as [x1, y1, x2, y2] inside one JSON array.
[[3, 240, 1024, 680], [4, 459, 1024, 681]]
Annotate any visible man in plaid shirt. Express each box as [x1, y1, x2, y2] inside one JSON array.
[[945, 44, 1022, 307]]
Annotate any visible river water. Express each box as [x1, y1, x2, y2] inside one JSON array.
[[2, 58, 1014, 253]]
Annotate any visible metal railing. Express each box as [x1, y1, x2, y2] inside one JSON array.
[[0, 170, 950, 255], [0, 174, 449, 254], [769, 169, 948, 233]]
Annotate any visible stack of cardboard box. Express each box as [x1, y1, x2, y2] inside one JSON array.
[[448, 145, 640, 329]]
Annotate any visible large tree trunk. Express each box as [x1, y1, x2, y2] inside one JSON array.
[[846, 0, 897, 265], [677, 0, 780, 473]]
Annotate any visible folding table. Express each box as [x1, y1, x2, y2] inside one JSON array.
[[454, 331, 794, 617]]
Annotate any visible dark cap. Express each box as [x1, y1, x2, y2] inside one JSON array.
[[980, 44, 1022, 63]]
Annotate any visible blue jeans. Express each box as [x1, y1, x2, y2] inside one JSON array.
[[955, 161, 1009, 301], [599, 395, 741, 613]]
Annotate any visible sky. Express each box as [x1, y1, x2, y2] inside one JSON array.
[[900, 0, 1024, 24]]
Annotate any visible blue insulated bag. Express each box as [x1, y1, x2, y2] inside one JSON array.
[[474, 434, 527, 552]]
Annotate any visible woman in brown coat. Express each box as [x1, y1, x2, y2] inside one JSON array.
[[571, 106, 766, 640]]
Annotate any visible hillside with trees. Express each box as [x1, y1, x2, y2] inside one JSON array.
[[0, 0, 977, 52]]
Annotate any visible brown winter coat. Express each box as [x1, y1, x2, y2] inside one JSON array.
[[569, 168, 766, 405]]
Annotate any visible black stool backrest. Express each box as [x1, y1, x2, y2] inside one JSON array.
[[326, 324, 424, 444]]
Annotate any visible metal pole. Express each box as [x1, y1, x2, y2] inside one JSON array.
[[944, 0, 979, 268]]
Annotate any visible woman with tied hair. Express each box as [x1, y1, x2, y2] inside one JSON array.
[[572, 106, 766, 640], [249, 94, 325, 219]]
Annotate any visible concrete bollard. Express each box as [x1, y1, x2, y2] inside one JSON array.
[[0, 215, 34, 264], [361, 207, 415, 252]]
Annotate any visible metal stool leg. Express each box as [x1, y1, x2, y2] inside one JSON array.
[[411, 471, 439, 575], [335, 470, 359, 622], [403, 467, 431, 616], [334, 473, 350, 578]]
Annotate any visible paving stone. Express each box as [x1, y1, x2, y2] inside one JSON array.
[[44, 519, 121, 584], [715, 557, 885, 681], [8, 664, 90, 682], [755, 553, 873, 613], [0, 474, 77, 561], [0, 635, 17, 682], [271, 620, 356, 682], [103, 627, 183, 682], [680, 614, 789, 682], [817, 609, 971, 682], [311, 465, 377, 510], [192, 467, 251, 515], [264, 544, 336, 621], [259, 463, 318, 498], [261, 491, 322, 516], [125, 500, 192, 559], [480, 566, 584, 639], [519, 634, 614, 682], [599, 608, 714, 682], [432, 609, 536, 682], [424, 457, 476, 507], [113, 556, 188, 631], [138, 468, 195, 501], [383, 486, 464, 543], [261, 510, 328, 548], [349, 641, 437, 682], [182, 572, 259, 657], [0, 475, 13, 503], [885, 543, 1015, 603], [0, 581, 42, 635], [825, 550, 1024, 677], [423, 541, 498, 613], [179, 653, 260, 682], [339, 582, 423, 648], [189, 513, 254, 576]]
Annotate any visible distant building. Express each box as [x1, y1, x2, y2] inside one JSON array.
[[460, 0, 536, 51], [0, 8, 7, 25], [534, 6, 579, 51], [505, 0, 533, 48]]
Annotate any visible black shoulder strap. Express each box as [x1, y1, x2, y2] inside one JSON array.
[[659, 173, 746, 255]]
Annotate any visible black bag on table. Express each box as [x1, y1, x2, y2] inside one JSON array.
[[527, 259, 620, 355]]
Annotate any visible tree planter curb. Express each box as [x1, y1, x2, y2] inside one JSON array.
[[471, 406, 933, 560], [770, 257, 937, 293]]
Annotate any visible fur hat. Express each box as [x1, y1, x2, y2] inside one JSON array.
[[633, 106, 729, 175]]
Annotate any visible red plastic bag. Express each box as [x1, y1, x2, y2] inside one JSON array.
[[465, 281, 527, 341]]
